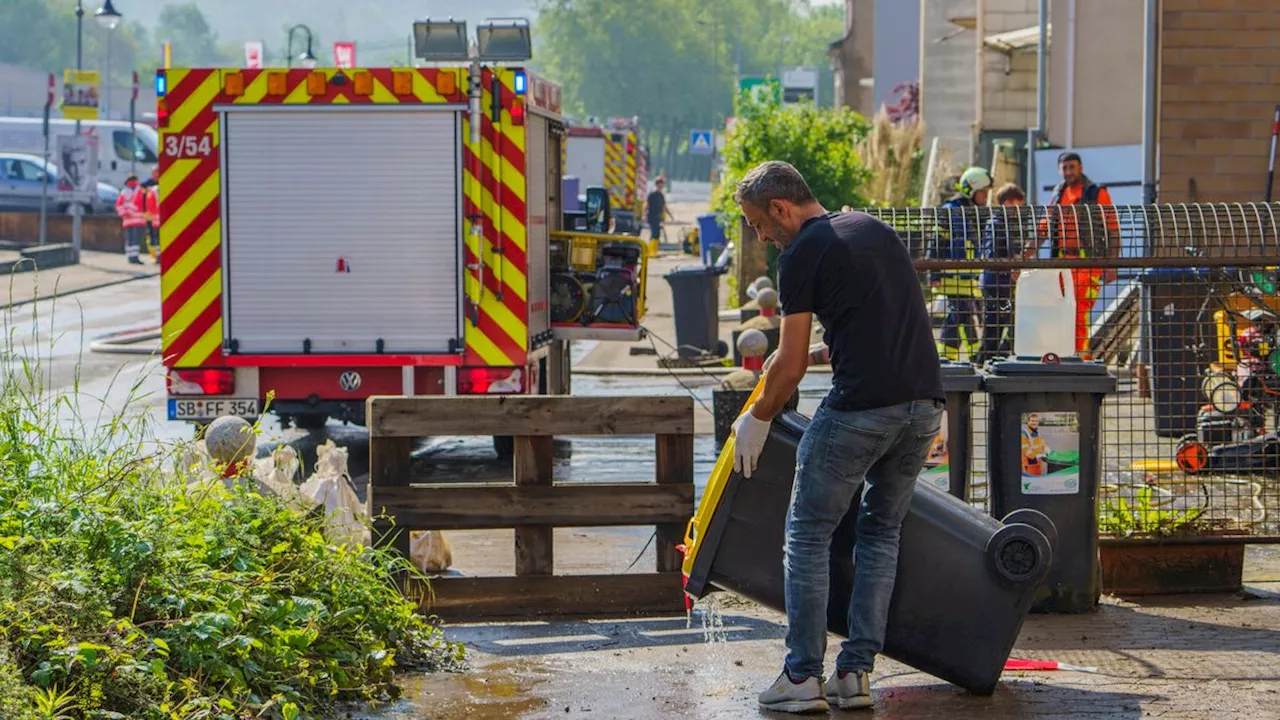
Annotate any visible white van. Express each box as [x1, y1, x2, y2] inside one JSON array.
[[0, 116, 159, 188]]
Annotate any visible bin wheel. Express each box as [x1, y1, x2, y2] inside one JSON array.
[[986, 523, 1053, 586], [1000, 508, 1059, 553], [1175, 440, 1208, 473]]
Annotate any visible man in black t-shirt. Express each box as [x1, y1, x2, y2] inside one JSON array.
[[730, 161, 944, 714]]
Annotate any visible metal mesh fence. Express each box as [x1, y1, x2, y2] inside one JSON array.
[[859, 202, 1280, 541]]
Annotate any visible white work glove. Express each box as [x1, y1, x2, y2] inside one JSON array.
[[731, 406, 772, 479]]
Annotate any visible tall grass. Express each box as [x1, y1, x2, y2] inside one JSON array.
[[858, 109, 925, 207], [0, 282, 462, 719]]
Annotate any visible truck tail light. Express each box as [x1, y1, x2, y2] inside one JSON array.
[[167, 368, 235, 396], [156, 99, 169, 129], [510, 97, 525, 125], [458, 367, 525, 395]]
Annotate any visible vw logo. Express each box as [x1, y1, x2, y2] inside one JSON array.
[[338, 371, 362, 392]]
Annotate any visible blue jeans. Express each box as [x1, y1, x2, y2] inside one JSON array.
[[783, 398, 944, 678]]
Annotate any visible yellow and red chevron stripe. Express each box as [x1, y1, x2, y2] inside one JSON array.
[[623, 131, 638, 213], [635, 145, 648, 217], [604, 134, 625, 211], [159, 67, 529, 369], [461, 67, 529, 368]]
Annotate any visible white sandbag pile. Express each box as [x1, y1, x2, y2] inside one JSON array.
[[176, 426, 451, 574]]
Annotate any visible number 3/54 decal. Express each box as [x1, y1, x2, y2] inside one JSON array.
[[162, 133, 214, 159]]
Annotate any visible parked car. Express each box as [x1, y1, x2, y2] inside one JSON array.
[[0, 152, 119, 215], [0, 116, 159, 188]]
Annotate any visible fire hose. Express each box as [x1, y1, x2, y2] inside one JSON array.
[[88, 325, 161, 355]]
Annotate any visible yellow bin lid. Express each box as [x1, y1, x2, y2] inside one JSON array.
[[681, 377, 766, 579]]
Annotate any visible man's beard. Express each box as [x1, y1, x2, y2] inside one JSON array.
[[765, 220, 796, 248]]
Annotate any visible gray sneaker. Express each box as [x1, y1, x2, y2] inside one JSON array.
[[757, 671, 830, 714], [825, 669, 872, 710]]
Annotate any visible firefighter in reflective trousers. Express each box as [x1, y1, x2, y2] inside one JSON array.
[[1038, 152, 1120, 359], [930, 167, 992, 362]]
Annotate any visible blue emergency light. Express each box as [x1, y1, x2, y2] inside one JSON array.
[[155, 72, 167, 97], [514, 70, 526, 95]]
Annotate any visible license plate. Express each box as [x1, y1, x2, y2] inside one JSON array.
[[168, 398, 260, 421]]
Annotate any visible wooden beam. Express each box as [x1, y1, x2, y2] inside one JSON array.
[[368, 435, 413, 558], [415, 572, 687, 620], [654, 434, 695, 573], [371, 484, 696, 530], [514, 435, 555, 576], [368, 395, 695, 437]]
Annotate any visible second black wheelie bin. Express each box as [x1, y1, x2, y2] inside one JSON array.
[[922, 361, 983, 500], [682, 410, 1057, 696], [984, 356, 1117, 614]]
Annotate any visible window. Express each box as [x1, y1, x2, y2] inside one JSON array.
[[1, 160, 19, 180], [18, 160, 48, 181], [113, 130, 158, 163]]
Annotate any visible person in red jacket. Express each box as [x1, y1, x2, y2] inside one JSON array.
[[141, 167, 160, 258], [115, 174, 147, 264]]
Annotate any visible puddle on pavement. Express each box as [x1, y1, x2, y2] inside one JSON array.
[[359, 660, 554, 720]]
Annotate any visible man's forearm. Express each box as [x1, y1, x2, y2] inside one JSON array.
[[751, 362, 805, 420]]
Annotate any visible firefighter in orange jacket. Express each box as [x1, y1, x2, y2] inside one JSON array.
[[1037, 152, 1119, 359], [141, 166, 160, 257], [115, 174, 147, 265]]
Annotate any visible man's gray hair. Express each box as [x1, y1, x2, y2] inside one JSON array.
[[732, 161, 817, 209]]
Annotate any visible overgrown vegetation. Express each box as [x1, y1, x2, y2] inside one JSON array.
[[0, 302, 462, 718]]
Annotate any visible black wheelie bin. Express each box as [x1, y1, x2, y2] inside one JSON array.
[[984, 356, 1117, 614], [682, 409, 1057, 696], [921, 361, 984, 500]]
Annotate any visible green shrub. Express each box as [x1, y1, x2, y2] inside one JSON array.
[[0, 305, 462, 718], [0, 643, 37, 720], [712, 91, 873, 235]]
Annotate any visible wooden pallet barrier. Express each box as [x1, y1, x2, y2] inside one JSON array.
[[366, 395, 695, 621]]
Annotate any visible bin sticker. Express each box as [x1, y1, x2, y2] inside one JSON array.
[[1020, 411, 1081, 495], [918, 409, 950, 492]]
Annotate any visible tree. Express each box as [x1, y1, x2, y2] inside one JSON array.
[[532, 0, 843, 181], [712, 91, 873, 225], [154, 3, 233, 67]]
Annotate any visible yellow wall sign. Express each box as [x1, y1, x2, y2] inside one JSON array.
[[61, 69, 100, 120]]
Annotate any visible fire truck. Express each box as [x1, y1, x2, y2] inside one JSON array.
[[155, 26, 648, 453], [562, 117, 648, 233]]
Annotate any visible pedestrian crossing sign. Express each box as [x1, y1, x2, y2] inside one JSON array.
[[690, 130, 713, 155]]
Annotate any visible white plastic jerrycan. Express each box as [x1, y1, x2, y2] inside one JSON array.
[[1013, 269, 1077, 359]]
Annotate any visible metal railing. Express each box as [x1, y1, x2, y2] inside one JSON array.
[[859, 202, 1280, 541]]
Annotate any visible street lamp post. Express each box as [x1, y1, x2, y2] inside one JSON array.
[[96, 0, 122, 119], [74, 0, 83, 135], [287, 25, 318, 68]]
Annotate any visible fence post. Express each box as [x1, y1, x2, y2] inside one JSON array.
[[369, 435, 413, 559], [514, 435, 556, 576], [654, 433, 694, 572]]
